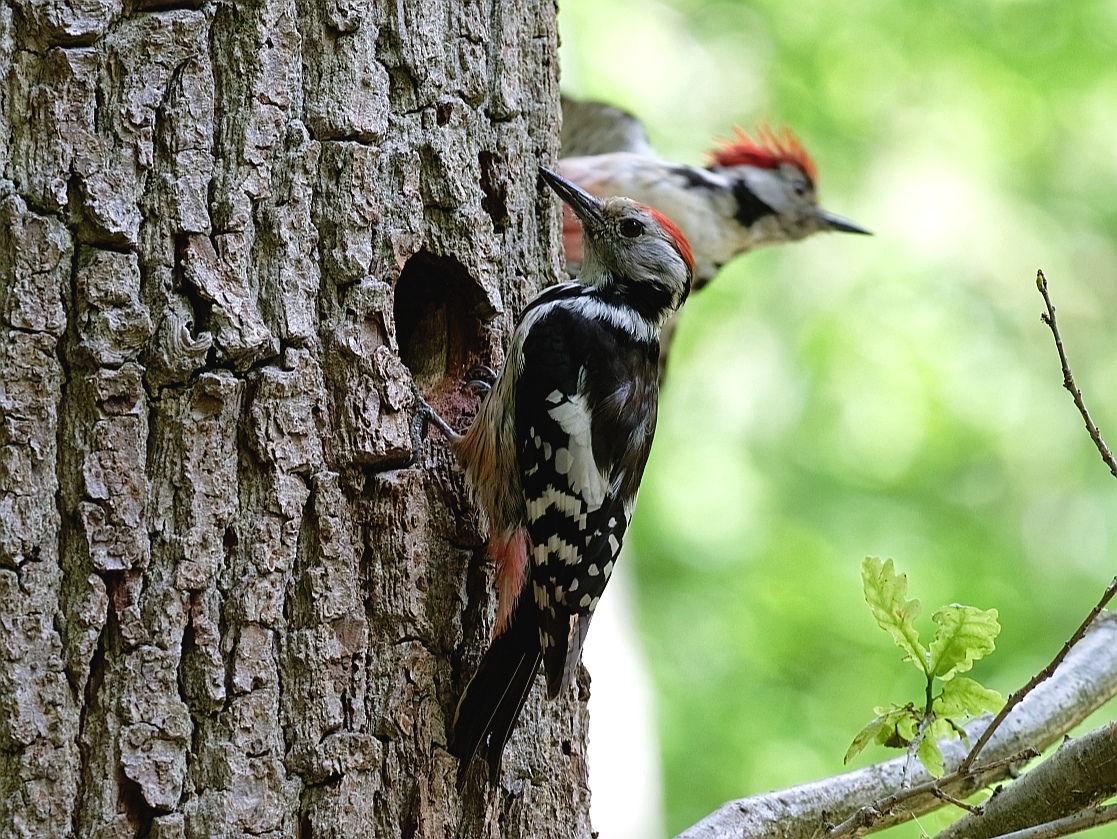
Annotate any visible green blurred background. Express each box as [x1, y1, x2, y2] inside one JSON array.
[[559, 1, 1117, 836]]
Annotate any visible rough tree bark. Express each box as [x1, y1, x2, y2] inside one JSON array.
[[0, 0, 590, 837]]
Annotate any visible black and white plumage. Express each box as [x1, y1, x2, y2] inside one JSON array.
[[430, 168, 693, 787]]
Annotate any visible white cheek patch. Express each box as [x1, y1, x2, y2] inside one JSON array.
[[566, 295, 658, 345], [547, 389, 607, 510]]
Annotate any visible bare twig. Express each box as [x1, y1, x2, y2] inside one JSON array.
[[955, 270, 1117, 771], [959, 576, 1117, 772], [931, 787, 984, 816], [1035, 270, 1117, 477], [981, 804, 1117, 839]]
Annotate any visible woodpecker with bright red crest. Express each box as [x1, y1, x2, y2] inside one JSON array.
[[558, 96, 870, 292], [422, 167, 693, 787]]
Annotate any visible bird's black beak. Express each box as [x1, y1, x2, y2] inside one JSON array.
[[817, 209, 872, 235], [540, 167, 606, 232]]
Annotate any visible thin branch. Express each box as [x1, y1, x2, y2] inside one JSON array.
[[959, 576, 1117, 772], [932, 787, 984, 816], [903, 712, 935, 787], [983, 804, 1117, 839], [954, 270, 1117, 771], [826, 750, 1036, 839], [1035, 270, 1117, 477]]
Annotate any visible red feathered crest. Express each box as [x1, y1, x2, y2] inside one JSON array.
[[646, 207, 695, 277], [708, 125, 817, 182]]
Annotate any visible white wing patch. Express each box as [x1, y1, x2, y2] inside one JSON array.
[[546, 385, 607, 510]]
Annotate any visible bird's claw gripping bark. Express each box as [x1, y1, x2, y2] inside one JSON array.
[[409, 391, 462, 466], [463, 364, 497, 397]]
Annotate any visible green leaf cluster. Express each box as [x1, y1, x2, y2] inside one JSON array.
[[846, 558, 1003, 776]]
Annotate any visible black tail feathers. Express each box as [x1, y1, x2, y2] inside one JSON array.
[[450, 595, 542, 788]]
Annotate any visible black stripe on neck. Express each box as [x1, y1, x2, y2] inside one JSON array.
[[601, 277, 678, 324], [731, 180, 776, 228]]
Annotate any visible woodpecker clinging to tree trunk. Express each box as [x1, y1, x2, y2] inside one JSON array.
[[558, 96, 870, 293], [422, 167, 693, 787]]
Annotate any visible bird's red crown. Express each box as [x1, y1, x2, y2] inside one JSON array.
[[708, 125, 817, 182], [647, 207, 695, 277]]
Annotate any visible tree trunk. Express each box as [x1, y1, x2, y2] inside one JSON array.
[[0, 0, 588, 836]]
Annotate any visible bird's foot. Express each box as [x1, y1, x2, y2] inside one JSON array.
[[409, 393, 462, 466], [462, 364, 497, 397]]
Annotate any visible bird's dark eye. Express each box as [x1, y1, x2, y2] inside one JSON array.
[[793, 182, 808, 197], [619, 218, 645, 238]]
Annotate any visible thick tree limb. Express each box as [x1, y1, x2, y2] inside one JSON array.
[[675, 613, 1117, 839], [978, 804, 1117, 839], [936, 722, 1117, 839]]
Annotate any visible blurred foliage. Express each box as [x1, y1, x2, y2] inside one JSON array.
[[559, 0, 1117, 835]]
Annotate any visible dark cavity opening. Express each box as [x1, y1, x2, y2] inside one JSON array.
[[479, 151, 510, 234], [394, 251, 492, 392]]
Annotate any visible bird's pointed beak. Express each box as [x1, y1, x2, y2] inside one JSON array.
[[817, 209, 872, 235], [540, 166, 605, 232]]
